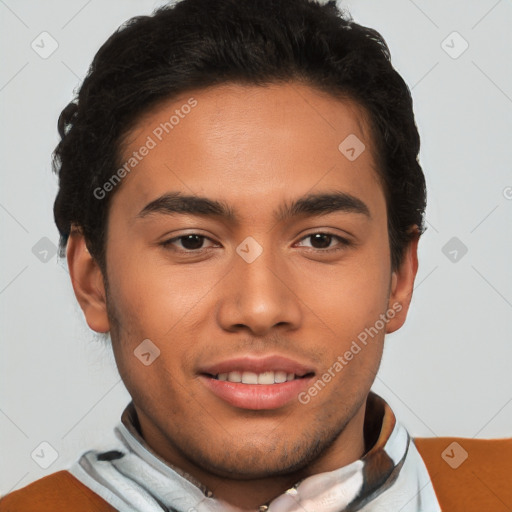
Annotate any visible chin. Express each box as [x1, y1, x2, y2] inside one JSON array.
[[187, 433, 328, 480]]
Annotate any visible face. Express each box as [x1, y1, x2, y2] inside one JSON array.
[[69, 83, 418, 489]]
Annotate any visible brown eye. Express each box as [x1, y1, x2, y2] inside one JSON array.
[[309, 233, 333, 249], [296, 232, 351, 252], [161, 234, 217, 252], [178, 234, 206, 250]]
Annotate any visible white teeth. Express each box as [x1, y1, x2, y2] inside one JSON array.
[[215, 370, 300, 384], [274, 371, 287, 383], [258, 371, 274, 384], [241, 371, 258, 384], [227, 371, 242, 383]]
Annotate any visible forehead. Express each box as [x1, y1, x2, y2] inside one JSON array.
[[111, 82, 384, 222]]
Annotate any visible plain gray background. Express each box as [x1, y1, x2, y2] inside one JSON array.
[[1, 0, 511, 495]]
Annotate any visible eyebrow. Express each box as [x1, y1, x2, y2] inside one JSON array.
[[137, 190, 371, 222]]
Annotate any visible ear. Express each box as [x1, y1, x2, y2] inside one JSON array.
[[385, 226, 420, 334], [66, 228, 110, 333]]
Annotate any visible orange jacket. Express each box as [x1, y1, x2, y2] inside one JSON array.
[[1, 437, 511, 511]]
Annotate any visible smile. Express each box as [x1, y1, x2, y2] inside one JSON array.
[[198, 355, 316, 410], [211, 370, 310, 384]]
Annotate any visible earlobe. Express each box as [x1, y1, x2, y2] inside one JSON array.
[[66, 229, 110, 333], [385, 227, 420, 334]]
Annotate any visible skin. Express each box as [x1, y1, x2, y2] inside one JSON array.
[[67, 83, 419, 510]]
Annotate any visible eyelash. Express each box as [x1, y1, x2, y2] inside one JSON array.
[[160, 232, 351, 255]]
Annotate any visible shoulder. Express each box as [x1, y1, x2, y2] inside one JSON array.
[[0, 470, 117, 511], [414, 436, 512, 512]]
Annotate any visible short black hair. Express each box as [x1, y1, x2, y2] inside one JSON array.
[[53, 0, 426, 271]]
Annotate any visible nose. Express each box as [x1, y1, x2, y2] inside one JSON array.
[[216, 243, 303, 337]]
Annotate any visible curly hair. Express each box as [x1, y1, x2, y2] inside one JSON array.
[[53, 0, 426, 271]]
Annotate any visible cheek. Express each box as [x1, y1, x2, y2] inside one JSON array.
[[106, 249, 214, 335], [105, 251, 226, 384], [300, 251, 391, 335]]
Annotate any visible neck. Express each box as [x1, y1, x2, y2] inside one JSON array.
[[133, 403, 368, 510]]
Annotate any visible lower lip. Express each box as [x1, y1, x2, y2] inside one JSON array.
[[199, 375, 313, 410]]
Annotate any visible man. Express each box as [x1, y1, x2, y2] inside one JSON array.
[[1, 0, 510, 510]]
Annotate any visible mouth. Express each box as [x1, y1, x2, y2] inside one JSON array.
[[198, 355, 316, 410], [206, 370, 314, 384]]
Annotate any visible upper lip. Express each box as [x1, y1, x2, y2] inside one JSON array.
[[198, 354, 316, 377]]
